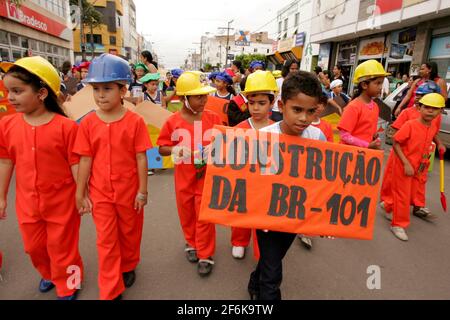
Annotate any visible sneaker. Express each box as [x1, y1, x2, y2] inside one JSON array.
[[380, 202, 393, 221], [197, 258, 214, 277], [39, 279, 55, 293], [298, 235, 312, 250], [57, 290, 79, 301], [185, 245, 199, 263], [122, 270, 136, 288], [148, 170, 154, 176], [413, 207, 436, 220], [231, 246, 246, 259], [390, 226, 408, 241]]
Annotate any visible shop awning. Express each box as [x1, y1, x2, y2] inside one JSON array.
[[279, 46, 303, 61], [266, 51, 285, 65]]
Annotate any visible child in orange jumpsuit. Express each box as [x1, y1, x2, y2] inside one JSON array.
[[74, 54, 151, 300], [389, 93, 445, 241], [231, 71, 277, 260], [0, 57, 84, 300], [157, 71, 221, 276], [380, 81, 445, 219], [312, 93, 334, 143], [338, 60, 389, 150]]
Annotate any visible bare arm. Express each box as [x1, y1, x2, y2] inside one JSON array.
[[134, 152, 148, 211], [397, 79, 420, 114], [0, 159, 13, 219], [159, 146, 173, 157], [438, 79, 448, 100], [76, 156, 93, 215]]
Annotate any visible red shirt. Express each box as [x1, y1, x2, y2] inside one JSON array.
[[393, 106, 441, 132], [312, 119, 333, 143], [338, 99, 379, 144], [74, 110, 152, 204]]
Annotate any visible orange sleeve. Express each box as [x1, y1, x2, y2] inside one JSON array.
[[337, 102, 359, 134], [65, 121, 80, 166], [393, 121, 412, 144], [392, 110, 408, 130], [73, 119, 93, 157], [134, 117, 153, 153], [0, 120, 10, 159], [323, 121, 334, 143], [157, 118, 175, 147]]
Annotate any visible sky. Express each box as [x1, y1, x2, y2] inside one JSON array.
[[134, 0, 294, 69]]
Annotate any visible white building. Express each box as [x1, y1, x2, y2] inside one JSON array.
[[122, 0, 139, 62], [201, 31, 274, 68]]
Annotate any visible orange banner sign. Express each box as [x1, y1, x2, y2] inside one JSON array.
[[199, 126, 384, 240]]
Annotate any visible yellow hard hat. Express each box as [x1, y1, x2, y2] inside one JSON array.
[[419, 93, 446, 108], [243, 70, 278, 96], [272, 70, 282, 79], [176, 71, 216, 96], [353, 59, 390, 84], [2, 56, 60, 96]]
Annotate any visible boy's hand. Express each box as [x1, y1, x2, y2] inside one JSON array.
[[76, 194, 92, 216], [172, 146, 192, 163], [134, 192, 147, 211], [368, 138, 381, 150], [0, 197, 7, 220], [404, 162, 415, 177]]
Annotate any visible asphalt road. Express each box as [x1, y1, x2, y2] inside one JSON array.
[[1, 150, 450, 300]]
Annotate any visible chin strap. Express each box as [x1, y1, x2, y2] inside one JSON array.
[[184, 96, 198, 115]]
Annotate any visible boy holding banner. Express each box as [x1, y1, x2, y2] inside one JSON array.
[[248, 71, 326, 300], [157, 72, 222, 276], [231, 71, 277, 260]]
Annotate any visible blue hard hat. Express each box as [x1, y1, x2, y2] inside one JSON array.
[[208, 71, 219, 80], [83, 53, 132, 84], [171, 68, 184, 79], [250, 60, 265, 70], [416, 80, 441, 95], [215, 71, 233, 85]]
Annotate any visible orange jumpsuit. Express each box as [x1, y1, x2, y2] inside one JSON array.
[[338, 99, 379, 145], [0, 114, 83, 297], [73, 111, 151, 300], [391, 119, 439, 228], [380, 108, 442, 212], [157, 110, 221, 260], [312, 119, 334, 143]]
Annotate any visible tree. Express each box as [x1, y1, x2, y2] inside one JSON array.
[[203, 63, 213, 72], [234, 53, 268, 70]]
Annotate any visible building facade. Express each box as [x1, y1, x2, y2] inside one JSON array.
[[0, 0, 73, 67], [72, 0, 124, 62], [122, 0, 138, 62]]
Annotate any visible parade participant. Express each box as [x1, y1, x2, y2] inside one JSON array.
[[380, 81, 444, 220], [338, 60, 389, 149], [249, 61, 266, 73], [312, 92, 334, 143], [272, 60, 300, 122], [0, 56, 84, 300], [332, 64, 348, 93], [76, 61, 91, 92], [227, 76, 251, 127], [248, 71, 326, 301], [389, 93, 446, 241], [157, 71, 221, 276], [140, 50, 158, 73], [208, 72, 218, 87], [74, 53, 151, 300], [213, 71, 235, 100], [141, 73, 166, 108], [164, 68, 184, 105], [231, 71, 277, 259], [329, 79, 350, 107]]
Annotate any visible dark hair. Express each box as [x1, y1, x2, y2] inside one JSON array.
[[247, 93, 275, 104], [232, 60, 242, 69], [282, 59, 300, 78], [314, 66, 323, 74], [6, 66, 66, 117], [319, 92, 329, 105], [425, 61, 439, 80], [141, 50, 158, 69], [240, 76, 248, 92], [227, 84, 237, 96], [322, 70, 332, 80], [334, 65, 342, 71], [61, 61, 72, 76], [282, 71, 322, 103]]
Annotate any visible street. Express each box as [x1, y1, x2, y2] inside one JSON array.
[[0, 148, 450, 300]]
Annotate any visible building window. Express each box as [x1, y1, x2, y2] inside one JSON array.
[[21, 38, 29, 49], [295, 13, 299, 26], [0, 31, 8, 45], [284, 18, 288, 31], [110, 36, 117, 45], [278, 21, 282, 34], [10, 34, 19, 47], [87, 34, 103, 44]]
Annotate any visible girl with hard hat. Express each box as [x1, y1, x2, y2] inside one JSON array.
[[76, 61, 91, 92], [380, 81, 445, 221], [230, 70, 278, 259], [74, 53, 152, 300], [388, 93, 446, 241], [157, 71, 222, 276], [0, 56, 84, 300], [213, 71, 235, 101], [140, 73, 166, 108], [338, 60, 389, 149]]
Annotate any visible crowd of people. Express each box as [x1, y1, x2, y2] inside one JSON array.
[[0, 50, 448, 302]]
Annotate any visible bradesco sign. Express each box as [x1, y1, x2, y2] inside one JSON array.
[[0, 1, 71, 40]]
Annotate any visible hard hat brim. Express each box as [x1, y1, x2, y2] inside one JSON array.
[[83, 77, 131, 84], [178, 86, 216, 96], [242, 90, 278, 96], [353, 72, 391, 84]]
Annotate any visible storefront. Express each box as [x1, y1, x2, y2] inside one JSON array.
[[428, 33, 450, 84], [336, 40, 358, 94], [0, 1, 72, 66]]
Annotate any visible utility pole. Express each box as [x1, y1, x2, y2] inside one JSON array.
[[78, 0, 86, 61], [218, 19, 234, 68]]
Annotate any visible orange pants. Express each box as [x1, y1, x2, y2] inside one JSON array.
[[92, 202, 144, 300], [175, 164, 215, 260], [381, 152, 427, 213], [17, 193, 83, 297], [391, 159, 427, 228], [231, 227, 251, 247]]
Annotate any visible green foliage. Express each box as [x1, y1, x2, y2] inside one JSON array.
[[69, 0, 102, 28], [234, 53, 268, 70], [203, 63, 213, 72]]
